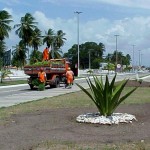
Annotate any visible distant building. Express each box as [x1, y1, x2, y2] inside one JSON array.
[[3, 49, 11, 66], [99, 62, 108, 69]]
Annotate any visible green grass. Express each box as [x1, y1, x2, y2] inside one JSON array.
[[31, 140, 150, 150], [0, 87, 149, 121], [121, 87, 150, 104], [0, 80, 27, 86], [0, 87, 149, 150]]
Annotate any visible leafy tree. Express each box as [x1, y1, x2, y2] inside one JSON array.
[[64, 44, 77, 68], [64, 42, 105, 69], [105, 51, 131, 67], [123, 54, 131, 66]]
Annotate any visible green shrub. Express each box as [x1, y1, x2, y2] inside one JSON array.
[[76, 75, 137, 116], [32, 78, 40, 86], [87, 69, 93, 74], [137, 79, 143, 84], [38, 83, 45, 91], [0, 69, 12, 83], [32, 61, 50, 66]]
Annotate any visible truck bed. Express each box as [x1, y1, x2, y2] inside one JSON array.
[[24, 59, 68, 76]]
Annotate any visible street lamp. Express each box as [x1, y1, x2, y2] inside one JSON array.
[[141, 53, 143, 66], [89, 50, 91, 70], [114, 34, 119, 72], [88, 49, 93, 70], [74, 11, 82, 77], [139, 50, 141, 68], [132, 44, 135, 72]]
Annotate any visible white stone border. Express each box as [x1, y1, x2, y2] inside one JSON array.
[[76, 112, 137, 125]]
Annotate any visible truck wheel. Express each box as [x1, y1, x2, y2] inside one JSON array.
[[29, 84, 34, 90], [51, 78, 60, 88], [55, 77, 60, 88]]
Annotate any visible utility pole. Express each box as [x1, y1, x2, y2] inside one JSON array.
[[141, 53, 143, 66], [139, 50, 141, 68], [132, 45, 135, 72], [74, 11, 82, 77], [89, 50, 91, 70], [114, 35, 119, 72]]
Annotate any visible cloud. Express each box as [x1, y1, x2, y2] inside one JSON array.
[[41, 0, 150, 9], [93, 0, 150, 9], [36, 11, 150, 66], [3, 6, 150, 66], [0, 0, 30, 6]]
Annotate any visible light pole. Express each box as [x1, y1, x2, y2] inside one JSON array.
[[74, 11, 82, 77], [132, 44, 135, 72], [139, 50, 141, 68], [114, 34, 119, 72], [141, 53, 143, 66], [89, 50, 91, 70], [88, 49, 93, 70]]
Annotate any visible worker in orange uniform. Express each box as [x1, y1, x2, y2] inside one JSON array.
[[43, 47, 49, 61], [38, 67, 47, 83], [65, 67, 74, 88]]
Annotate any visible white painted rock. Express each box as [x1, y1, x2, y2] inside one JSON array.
[[76, 112, 137, 125]]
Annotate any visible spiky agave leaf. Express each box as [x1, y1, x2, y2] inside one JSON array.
[[76, 75, 138, 116], [76, 76, 104, 113]]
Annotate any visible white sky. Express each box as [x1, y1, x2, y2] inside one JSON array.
[[1, 0, 150, 66]]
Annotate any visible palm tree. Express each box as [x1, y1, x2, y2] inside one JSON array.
[[29, 50, 42, 64], [14, 13, 37, 47], [12, 41, 28, 68], [29, 27, 42, 51], [50, 47, 63, 59], [0, 10, 12, 69], [0, 10, 13, 41], [43, 28, 54, 48], [14, 13, 37, 63], [0, 41, 6, 69], [51, 30, 66, 59], [0, 41, 5, 57], [54, 30, 66, 48], [43, 29, 66, 59]]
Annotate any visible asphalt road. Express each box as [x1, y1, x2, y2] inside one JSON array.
[[0, 73, 149, 108], [0, 78, 89, 108]]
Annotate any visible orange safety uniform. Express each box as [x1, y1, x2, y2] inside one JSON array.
[[66, 70, 74, 84], [38, 71, 46, 83], [43, 47, 49, 61]]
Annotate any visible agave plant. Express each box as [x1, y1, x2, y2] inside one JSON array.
[[76, 75, 137, 116]]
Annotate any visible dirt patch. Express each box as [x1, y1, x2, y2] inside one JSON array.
[[0, 104, 150, 150], [0, 80, 150, 150]]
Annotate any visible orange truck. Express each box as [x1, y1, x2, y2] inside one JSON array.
[[24, 58, 70, 89]]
